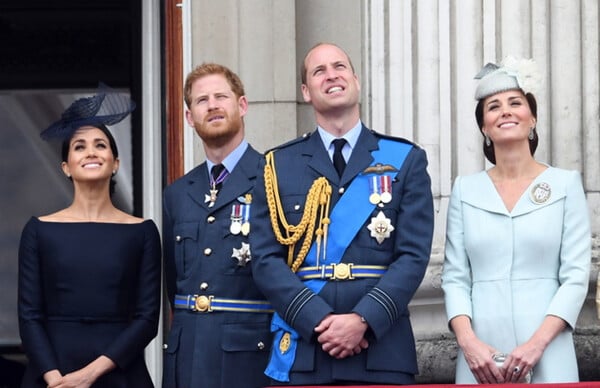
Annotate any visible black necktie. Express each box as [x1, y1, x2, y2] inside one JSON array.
[[332, 138, 347, 177], [210, 164, 227, 191]]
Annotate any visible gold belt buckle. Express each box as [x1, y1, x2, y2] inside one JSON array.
[[194, 295, 213, 312], [332, 263, 353, 280]]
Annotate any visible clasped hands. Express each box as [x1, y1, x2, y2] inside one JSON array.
[[314, 313, 369, 359], [44, 369, 94, 388], [462, 336, 539, 384]]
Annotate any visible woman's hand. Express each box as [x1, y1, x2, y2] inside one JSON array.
[[450, 315, 504, 384], [502, 341, 540, 383], [47, 369, 94, 388], [43, 369, 63, 387], [460, 335, 505, 384], [503, 315, 567, 383], [47, 355, 115, 388]]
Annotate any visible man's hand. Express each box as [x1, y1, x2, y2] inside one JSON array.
[[314, 313, 369, 359]]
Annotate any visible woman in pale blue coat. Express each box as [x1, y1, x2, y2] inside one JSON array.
[[442, 59, 591, 384]]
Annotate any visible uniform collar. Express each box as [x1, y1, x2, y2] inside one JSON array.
[[206, 140, 248, 175]]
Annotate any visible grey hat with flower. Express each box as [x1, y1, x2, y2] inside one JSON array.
[[474, 56, 541, 101]]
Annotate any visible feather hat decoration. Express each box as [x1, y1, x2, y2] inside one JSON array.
[[40, 82, 135, 140]]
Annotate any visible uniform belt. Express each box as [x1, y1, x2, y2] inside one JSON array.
[[296, 263, 388, 281], [174, 294, 273, 313]]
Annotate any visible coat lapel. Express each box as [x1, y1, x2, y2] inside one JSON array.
[[460, 171, 508, 215], [207, 146, 261, 211], [305, 131, 339, 182], [510, 167, 566, 217], [181, 146, 261, 212], [182, 163, 211, 210], [341, 127, 377, 186], [304, 126, 377, 187], [460, 167, 566, 217]]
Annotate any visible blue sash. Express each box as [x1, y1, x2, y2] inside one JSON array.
[[265, 139, 412, 382]]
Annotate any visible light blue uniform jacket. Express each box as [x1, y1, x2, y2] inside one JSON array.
[[442, 167, 590, 383]]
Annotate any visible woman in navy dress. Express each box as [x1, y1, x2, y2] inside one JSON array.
[[18, 85, 161, 388]]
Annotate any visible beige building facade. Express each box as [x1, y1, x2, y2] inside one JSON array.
[[141, 0, 600, 384]]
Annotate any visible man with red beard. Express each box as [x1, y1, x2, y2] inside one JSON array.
[[162, 63, 272, 388]]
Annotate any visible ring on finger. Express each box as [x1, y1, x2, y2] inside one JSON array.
[[513, 366, 521, 374]]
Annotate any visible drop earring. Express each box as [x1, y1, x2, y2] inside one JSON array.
[[528, 127, 535, 140], [485, 134, 491, 147]]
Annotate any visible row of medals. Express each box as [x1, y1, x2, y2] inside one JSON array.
[[211, 175, 395, 241], [206, 182, 252, 236], [369, 175, 392, 205], [215, 176, 550, 240], [231, 194, 252, 236]]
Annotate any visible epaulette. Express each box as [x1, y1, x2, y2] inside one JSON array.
[[369, 129, 423, 149], [266, 131, 314, 153]]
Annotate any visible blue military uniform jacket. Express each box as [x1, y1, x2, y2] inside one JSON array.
[[250, 126, 434, 385], [162, 145, 272, 388]]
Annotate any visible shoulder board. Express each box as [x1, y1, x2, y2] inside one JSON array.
[[266, 131, 314, 153], [369, 129, 422, 149]]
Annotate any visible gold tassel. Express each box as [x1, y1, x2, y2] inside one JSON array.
[[264, 151, 332, 273]]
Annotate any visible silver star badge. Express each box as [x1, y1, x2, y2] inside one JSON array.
[[232, 242, 252, 266], [367, 211, 395, 244]]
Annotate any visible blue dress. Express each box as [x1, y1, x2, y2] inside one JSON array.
[[18, 217, 161, 388], [442, 168, 591, 383]]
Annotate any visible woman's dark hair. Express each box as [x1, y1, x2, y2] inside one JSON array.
[[61, 124, 119, 195], [475, 91, 538, 164]]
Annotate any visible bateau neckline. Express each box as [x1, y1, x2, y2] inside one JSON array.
[[33, 217, 149, 225]]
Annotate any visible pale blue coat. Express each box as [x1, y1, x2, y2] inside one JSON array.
[[442, 167, 591, 383]]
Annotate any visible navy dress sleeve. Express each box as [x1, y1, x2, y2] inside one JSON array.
[[18, 217, 60, 375], [102, 220, 161, 368]]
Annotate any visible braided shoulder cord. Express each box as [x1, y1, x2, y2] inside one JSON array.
[[264, 151, 332, 272]]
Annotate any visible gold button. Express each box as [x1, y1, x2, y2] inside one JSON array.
[[194, 295, 210, 312], [338, 187, 345, 194], [257, 341, 265, 350], [175, 235, 182, 242], [200, 282, 209, 290], [207, 216, 215, 223], [204, 248, 212, 256]]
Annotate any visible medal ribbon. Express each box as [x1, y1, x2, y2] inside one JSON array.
[[231, 204, 241, 218], [242, 204, 250, 223], [265, 139, 413, 382], [369, 176, 380, 199], [382, 175, 391, 192], [210, 168, 229, 189]]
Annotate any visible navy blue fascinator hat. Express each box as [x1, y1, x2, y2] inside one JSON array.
[[40, 82, 136, 140]]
